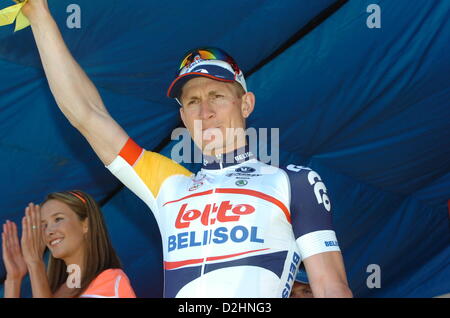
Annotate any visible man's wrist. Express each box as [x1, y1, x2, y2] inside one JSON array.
[[25, 4, 52, 26]]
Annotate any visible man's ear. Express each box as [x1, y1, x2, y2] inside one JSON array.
[[179, 105, 187, 127], [241, 92, 255, 118]]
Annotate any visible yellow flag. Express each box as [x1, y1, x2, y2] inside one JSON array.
[[0, 0, 30, 32]]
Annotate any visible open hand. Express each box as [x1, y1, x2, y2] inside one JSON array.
[[21, 203, 46, 267], [2, 220, 28, 280]]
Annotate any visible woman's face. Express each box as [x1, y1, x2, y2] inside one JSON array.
[[40, 199, 88, 261]]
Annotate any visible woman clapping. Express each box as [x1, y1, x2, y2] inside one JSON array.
[[2, 191, 135, 298]]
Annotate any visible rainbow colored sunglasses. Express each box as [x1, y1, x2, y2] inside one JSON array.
[[177, 47, 241, 75], [168, 47, 247, 101]]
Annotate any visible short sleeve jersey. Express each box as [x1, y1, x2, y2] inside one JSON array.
[[106, 138, 340, 298], [81, 269, 136, 298]]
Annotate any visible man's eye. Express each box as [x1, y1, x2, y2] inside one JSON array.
[[55, 217, 63, 222], [215, 95, 224, 98]]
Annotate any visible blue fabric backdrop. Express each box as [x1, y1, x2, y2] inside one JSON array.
[[1, 0, 448, 297]]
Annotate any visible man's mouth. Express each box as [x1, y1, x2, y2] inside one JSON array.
[[202, 127, 222, 140]]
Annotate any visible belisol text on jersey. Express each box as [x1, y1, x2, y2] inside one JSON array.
[[168, 200, 265, 252]]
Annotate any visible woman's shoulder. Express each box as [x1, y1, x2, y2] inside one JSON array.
[[80, 268, 136, 298], [95, 268, 129, 280]]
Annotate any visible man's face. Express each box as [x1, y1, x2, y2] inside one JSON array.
[[290, 281, 314, 298], [179, 77, 254, 156]]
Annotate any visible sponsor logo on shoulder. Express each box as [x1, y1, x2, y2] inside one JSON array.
[[325, 240, 339, 247], [286, 164, 310, 173], [287, 164, 331, 212], [307, 171, 331, 212]]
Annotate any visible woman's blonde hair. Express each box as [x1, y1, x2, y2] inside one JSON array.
[[43, 190, 122, 297]]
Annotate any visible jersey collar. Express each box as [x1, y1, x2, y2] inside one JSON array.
[[202, 145, 256, 170]]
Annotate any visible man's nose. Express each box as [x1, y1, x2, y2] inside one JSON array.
[[199, 100, 215, 120]]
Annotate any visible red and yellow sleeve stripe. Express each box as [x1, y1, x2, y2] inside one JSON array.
[[119, 138, 193, 198]]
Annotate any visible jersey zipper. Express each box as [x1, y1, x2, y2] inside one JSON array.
[[199, 158, 225, 291]]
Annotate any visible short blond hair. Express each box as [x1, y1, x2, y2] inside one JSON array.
[[232, 82, 246, 98]]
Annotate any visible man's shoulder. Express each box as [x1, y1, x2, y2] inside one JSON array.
[[245, 160, 315, 180], [279, 163, 314, 181], [278, 164, 327, 191], [281, 164, 313, 174], [136, 150, 194, 175]]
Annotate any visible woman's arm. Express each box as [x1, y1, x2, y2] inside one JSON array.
[[2, 221, 28, 298], [27, 261, 53, 298], [3, 278, 23, 298]]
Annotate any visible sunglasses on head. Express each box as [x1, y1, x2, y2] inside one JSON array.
[[177, 48, 241, 74]]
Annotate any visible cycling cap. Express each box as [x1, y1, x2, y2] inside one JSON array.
[[167, 47, 247, 102]]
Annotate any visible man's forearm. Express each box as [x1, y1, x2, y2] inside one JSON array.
[[313, 283, 353, 298], [28, 8, 106, 129], [322, 287, 353, 298]]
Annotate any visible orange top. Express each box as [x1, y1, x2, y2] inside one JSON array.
[[80, 269, 136, 298]]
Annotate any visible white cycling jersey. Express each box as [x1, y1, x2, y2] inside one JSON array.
[[106, 138, 340, 298]]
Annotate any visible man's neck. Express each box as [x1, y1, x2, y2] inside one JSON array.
[[202, 142, 256, 170], [203, 138, 247, 157]]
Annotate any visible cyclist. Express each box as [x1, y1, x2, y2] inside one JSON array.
[[19, 0, 352, 297]]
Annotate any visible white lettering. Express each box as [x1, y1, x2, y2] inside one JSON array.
[[366, 264, 381, 288], [307, 171, 331, 212], [366, 4, 381, 29], [66, 264, 81, 289], [66, 4, 81, 29], [178, 302, 213, 315]]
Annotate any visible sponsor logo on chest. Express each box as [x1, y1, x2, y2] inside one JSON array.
[[175, 201, 255, 228], [167, 201, 265, 252]]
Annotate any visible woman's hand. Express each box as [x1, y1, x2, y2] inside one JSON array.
[[21, 203, 46, 267], [2, 220, 28, 280]]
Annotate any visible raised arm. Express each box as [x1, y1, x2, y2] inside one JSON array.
[[22, 0, 128, 165]]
